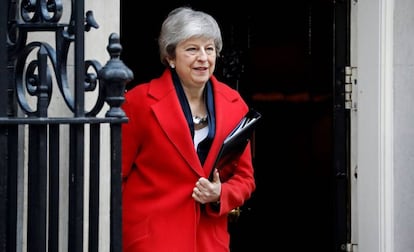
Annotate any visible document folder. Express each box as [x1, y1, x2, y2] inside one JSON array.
[[209, 108, 262, 180]]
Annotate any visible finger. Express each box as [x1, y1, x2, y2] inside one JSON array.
[[192, 190, 200, 200], [196, 180, 208, 191], [212, 169, 220, 183], [193, 187, 199, 195], [194, 187, 203, 197]]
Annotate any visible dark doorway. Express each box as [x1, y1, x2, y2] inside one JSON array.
[[121, 1, 346, 251]]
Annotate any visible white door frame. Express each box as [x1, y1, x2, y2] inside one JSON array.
[[354, 0, 394, 251]]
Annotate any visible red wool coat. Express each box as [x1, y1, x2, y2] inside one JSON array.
[[121, 69, 256, 252]]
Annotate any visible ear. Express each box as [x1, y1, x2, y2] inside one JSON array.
[[167, 58, 175, 68]]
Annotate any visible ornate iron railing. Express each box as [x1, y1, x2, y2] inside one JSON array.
[[0, 0, 132, 251]]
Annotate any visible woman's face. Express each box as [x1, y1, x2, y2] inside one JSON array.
[[171, 37, 217, 89]]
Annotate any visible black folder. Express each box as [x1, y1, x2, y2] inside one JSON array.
[[209, 108, 262, 180]]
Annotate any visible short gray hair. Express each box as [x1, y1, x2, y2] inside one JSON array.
[[158, 7, 223, 66]]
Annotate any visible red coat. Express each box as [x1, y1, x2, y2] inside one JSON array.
[[121, 69, 256, 252]]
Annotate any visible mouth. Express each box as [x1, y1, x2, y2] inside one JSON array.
[[194, 66, 208, 71]]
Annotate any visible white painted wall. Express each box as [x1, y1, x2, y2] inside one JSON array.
[[392, 0, 414, 251], [357, 1, 385, 251], [357, 0, 395, 250], [357, 0, 414, 251]]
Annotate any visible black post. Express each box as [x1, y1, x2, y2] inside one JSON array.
[[99, 33, 133, 252]]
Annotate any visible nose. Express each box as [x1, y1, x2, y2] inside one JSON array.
[[197, 49, 208, 60]]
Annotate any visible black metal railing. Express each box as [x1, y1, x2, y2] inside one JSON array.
[[0, 1, 132, 251]]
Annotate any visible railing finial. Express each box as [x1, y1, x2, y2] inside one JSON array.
[[99, 33, 134, 118]]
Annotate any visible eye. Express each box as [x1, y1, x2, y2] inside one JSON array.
[[206, 46, 216, 55], [186, 47, 198, 54]]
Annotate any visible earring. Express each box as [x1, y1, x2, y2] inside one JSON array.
[[170, 63, 175, 69]]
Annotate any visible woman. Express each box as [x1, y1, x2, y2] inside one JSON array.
[[121, 6, 256, 252]]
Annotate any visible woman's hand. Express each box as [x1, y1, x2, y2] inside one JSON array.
[[192, 169, 221, 204]]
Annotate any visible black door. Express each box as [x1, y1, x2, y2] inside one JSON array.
[[121, 1, 349, 251]]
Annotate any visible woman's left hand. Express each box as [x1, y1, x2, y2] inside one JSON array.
[[192, 169, 221, 204]]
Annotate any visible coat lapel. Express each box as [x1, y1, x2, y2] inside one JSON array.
[[149, 70, 204, 175], [200, 76, 244, 176]]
